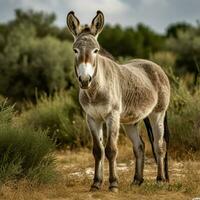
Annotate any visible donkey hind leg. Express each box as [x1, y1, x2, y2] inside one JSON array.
[[105, 113, 120, 192], [149, 111, 168, 182], [123, 124, 145, 185], [164, 113, 170, 181], [87, 116, 104, 191]]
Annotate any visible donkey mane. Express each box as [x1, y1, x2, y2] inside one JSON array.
[[81, 25, 91, 34], [99, 46, 115, 61]]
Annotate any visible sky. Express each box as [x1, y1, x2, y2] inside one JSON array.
[[0, 0, 199, 33]]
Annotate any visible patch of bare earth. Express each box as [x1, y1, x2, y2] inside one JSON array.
[[0, 146, 200, 200]]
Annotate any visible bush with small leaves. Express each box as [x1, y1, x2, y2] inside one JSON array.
[[0, 101, 57, 183], [19, 91, 90, 149]]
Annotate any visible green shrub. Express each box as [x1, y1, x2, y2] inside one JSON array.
[[0, 23, 74, 101], [167, 28, 200, 75], [150, 51, 176, 72], [0, 101, 56, 183], [169, 83, 200, 153], [19, 91, 90, 149]]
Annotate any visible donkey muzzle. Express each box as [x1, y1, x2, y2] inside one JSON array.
[[78, 75, 92, 89]]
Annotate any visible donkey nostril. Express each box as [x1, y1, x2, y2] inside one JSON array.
[[88, 76, 92, 82], [78, 76, 82, 82]]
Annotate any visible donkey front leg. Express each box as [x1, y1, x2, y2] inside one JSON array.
[[105, 112, 120, 192], [87, 115, 104, 191]]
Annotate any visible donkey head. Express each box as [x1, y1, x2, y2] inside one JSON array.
[[67, 11, 104, 89]]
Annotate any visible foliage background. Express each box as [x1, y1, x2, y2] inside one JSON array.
[[0, 9, 200, 182]]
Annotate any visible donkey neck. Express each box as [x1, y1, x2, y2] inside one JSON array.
[[81, 54, 118, 100]]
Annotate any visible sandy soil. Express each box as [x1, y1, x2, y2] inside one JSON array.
[[0, 147, 200, 200]]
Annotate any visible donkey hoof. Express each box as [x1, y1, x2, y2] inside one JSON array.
[[90, 186, 100, 192], [132, 178, 144, 186], [109, 186, 118, 193], [165, 178, 170, 183], [90, 183, 101, 192], [90, 185, 100, 192], [156, 176, 166, 182]]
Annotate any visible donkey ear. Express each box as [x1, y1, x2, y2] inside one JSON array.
[[66, 11, 81, 38], [90, 10, 104, 37]]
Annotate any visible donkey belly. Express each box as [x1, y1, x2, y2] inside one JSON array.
[[120, 89, 158, 124], [120, 105, 155, 124]]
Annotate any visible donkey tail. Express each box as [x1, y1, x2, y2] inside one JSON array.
[[143, 117, 157, 162], [164, 112, 170, 181]]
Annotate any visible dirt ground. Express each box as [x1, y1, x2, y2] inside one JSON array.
[[0, 145, 200, 200]]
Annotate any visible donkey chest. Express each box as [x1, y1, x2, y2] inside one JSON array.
[[84, 104, 111, 120], [79, 91, 111, 120]]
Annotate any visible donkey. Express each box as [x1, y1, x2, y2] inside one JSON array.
[[66, 10, 170, 192]]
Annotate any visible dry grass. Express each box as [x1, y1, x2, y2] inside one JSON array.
[[0, 145, 200, 200]]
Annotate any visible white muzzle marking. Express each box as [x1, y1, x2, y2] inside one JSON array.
[[77, 63, 94, 77]]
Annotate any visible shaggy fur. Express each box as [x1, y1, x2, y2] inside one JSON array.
[[67, 10, 170, 192]]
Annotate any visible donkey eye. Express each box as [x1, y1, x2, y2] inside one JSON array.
[[73, 48, 79, 54], [93, 48, 99, 54]]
